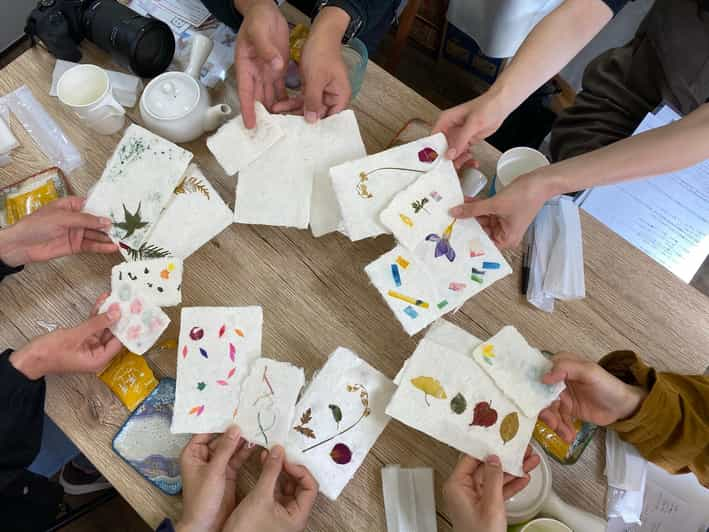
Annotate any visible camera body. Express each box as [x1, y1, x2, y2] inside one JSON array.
[[26, 0, 176, 78]]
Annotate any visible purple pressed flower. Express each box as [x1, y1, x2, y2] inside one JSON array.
[[330, 443, 352, 465], [425, 220, 457, 262], [418, 147, 438, 163]]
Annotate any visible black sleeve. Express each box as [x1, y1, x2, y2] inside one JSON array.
[[599, 0, 631, 15], [0, 260, 23, 284], [199, 0, 244, 30], [0, 349, 46, 491]]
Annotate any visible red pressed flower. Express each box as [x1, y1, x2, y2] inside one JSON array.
[[418, 147, 438, 163], [330, 443, 352, 465]]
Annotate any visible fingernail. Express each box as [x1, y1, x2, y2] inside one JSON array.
[[446, 148, 457, 160], [100, 217, 112, 226], [108, 308, 121, 320], [305, 111, 317, 123], [271, 56, 283, 70], [487, 455, 501, 466], [270, 446, 282, 460], [450, 207, 462, 217]]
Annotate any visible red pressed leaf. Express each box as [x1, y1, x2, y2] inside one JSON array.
[[182, 345, 188, 359], [219, 324, 226, 338], [229, 342, 236, 362], [330, 443, 352, 465], [418, 147, 438, 163]]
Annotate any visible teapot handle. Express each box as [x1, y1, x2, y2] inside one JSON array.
[[185, 34, 214, 80]]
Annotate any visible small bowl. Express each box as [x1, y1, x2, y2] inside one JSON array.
[[342, 38, 368, 99]]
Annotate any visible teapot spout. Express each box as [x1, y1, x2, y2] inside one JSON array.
[[204, 104, 232, 132]]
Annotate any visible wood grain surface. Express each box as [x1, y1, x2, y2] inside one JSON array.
[[1, 6, 707, 529]]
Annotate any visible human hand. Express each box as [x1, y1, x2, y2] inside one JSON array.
[[0, 197, 116, 267], [449, 172, 551, 248], [235, 0, 290, 128], [444, 450, 539, 532], [9, 293, 121, 380], [539, 352, 648, 442], [223, 446, 318, 532], [272, 7, 351, 122], [433, 90, 510, 169], [177, 426, 256, 532]]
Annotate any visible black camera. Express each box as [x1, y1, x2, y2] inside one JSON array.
[[26, 0, 176, 78]]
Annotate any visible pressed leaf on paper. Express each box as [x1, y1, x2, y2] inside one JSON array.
[[450, 393, 467, 415], [500, 412, 520, 444], [329, 404, 343, 428], [411, 376, 447, 406], [330, 443, 352, 465]]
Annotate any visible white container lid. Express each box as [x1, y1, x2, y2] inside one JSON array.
[[143, 72, 200, 120]]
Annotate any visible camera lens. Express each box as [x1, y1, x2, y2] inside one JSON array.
[[82, 0, 175, 78]]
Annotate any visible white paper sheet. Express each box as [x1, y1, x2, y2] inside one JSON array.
[[580, 107, 709, 283], [309, 110, 367, 237], [207, 102, 285, 176], [380, 159, 463, 251], [139, 164, 233, 260], [365, 217, 512, 335], [111, 257, 183, 307], [84, 124, 192, 259], [471, 326, 565, 418], [233, 358, 305, 449], [234, 115, 315, 228], [285, 347, 396, 500], [171, 306, 263, 434], [386, 338, 534, 477], [331, 134, 449, 241], [99, 292, 170, 355]]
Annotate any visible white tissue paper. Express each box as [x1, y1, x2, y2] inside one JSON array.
[[50, 59, 144, 108], [381, 466, 437, 532], [605, 430, 648, 524], [526, 196, 585, 312]]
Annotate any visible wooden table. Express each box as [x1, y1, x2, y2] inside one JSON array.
[[1, 12, 708, 531]]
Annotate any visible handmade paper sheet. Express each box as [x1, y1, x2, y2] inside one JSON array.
[[380, 159, 463, 251], [135, 164, 233, 260], [233, 358, 305, 448], [309, 110, 367, 237], [365, 217, 512, 335], [394, 319, 484, 385], [285, 347, 396, 500], [234, 115, 316, 228], [331, 133, 449, 241], [84, 124, 192, 257], [171, 306, 263, 434], [99, 291, 170, 355], [386, 338, 535, 477], [472, 326, 565, 418], [207, 102, 285, 176], [111, 257, 183, 307]]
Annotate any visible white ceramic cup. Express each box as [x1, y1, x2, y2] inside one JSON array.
[[495, 147, 550, 191], [57, 64, 125, 135], [520, 518, 572, 532]]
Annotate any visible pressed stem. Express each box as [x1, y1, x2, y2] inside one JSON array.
[[366, 167, 426, 178], [302, 408, 367, 453]]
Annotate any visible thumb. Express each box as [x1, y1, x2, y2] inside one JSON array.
[[208, 426, 242, 472], [542, 358, 588, 385], [450, 197, 497, 219], [255, 445, 285, 496], [303, 72, 327, 123], [73, 308, 121, 339], [480, 455, 504, 508]]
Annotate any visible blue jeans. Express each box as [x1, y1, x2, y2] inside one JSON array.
[[28, 415, 81, 478]]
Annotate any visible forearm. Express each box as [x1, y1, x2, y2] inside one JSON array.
[[534, 103, 709, 198], [310, 6, 351, 43], [489, 0, 612, 115]]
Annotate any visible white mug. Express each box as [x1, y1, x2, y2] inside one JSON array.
[[57, 64, 125, 135], [495, 147, 550, 191]]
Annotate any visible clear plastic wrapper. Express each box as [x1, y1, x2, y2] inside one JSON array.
[[1, 85, 82, 173], [0, 102, 19, 166], [0, 167, 71, 227]]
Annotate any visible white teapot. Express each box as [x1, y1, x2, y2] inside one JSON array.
[[140, 34, 231, 143]]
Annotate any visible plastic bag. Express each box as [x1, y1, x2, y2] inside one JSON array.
[[0, 167, 70, 226], [0, 101, 18, 166], [1, 85, 82, 173]]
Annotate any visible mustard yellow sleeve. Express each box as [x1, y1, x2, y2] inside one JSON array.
[[600, 351, 709, 487]]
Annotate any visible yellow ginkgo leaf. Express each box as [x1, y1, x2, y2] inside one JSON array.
[[411, 376, 447, 406]]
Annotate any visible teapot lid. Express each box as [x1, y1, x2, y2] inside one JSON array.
[[143, 72, 200, 120]]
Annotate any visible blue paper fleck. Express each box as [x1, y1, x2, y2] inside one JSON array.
[[482, 261, 500, 270], [391, 264, 402, 287], [403, 306, 418, 318]]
